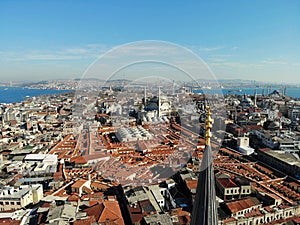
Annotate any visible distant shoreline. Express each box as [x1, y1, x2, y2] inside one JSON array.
[[0, 86, 71, 104], [194, 87, 300, 99]]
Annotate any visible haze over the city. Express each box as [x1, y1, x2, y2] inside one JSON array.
[[0, 0, 300, 83]]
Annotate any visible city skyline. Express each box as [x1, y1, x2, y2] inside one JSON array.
[[0, 0, 300, 83]]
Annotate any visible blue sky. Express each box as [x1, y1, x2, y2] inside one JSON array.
[[0, 0, 300, 83]]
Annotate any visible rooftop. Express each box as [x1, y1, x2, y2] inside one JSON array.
[[226, 197, 261, 214]]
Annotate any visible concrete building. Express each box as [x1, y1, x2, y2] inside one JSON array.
[[288, 103, 300, 120], [46, 204, 76, 224], [148, 185, 165, 209], [24, 154, 57, 165], [142, 213, 173, 225], [225, 197, 261, 218], [6, 161, 30, 174], [116, 126, 152, 142], [0, 184, 43, 211], [258, 148, 300, 179], [237, 136, 255, 155], [216, 177, 251, 200], [24, 154, 58, 173]]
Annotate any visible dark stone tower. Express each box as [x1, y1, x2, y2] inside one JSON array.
[[191, 107, 218, 225]]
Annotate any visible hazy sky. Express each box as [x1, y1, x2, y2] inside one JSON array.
[[0, 0, 300, 83]]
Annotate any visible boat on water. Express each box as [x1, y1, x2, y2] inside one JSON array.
[[228, 89, 242, 93], [202, 86, 212, 89]]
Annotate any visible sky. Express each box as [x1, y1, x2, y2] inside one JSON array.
[[0, 0, 300, 83]]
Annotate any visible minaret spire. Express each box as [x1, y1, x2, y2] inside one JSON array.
[[205, 107, 213, 146], [191, 106, 218, 225], [144, 86, 147, 106], [254, 88, 257, 108], [158, 86, 161, 117]]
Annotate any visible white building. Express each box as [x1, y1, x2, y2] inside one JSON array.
[[148, 185, 165, 209], [116, 126, 152, 142], [288, 103, 300, 120], [237, 136, 255, 155], [6, 161, 30, 174], [24, 154, 57, 164], [0, 184, 43, 211], [24, 154, 58, 173]]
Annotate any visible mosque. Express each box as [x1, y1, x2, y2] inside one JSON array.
[[137, 87, 172, 123]]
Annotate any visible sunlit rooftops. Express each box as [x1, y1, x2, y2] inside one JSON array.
[[116, 126, 152, 142], [266, 150, 300, 166]]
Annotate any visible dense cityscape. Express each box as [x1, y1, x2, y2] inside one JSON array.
[[0, 79, 299, 224], [2, 1, 300, 224]]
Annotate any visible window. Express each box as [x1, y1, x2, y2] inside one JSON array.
[[17, 202, 20, 205], [5, 202, 9, 205], [11, 202, 14, 205]]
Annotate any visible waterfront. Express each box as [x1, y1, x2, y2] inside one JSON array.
[[194, 87, 300, 99], [0, 87, 70, 104], [0, 86, 299, 105]]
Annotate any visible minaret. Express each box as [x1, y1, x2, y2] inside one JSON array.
[[144, 86, 147, 106], [158, 87, 161, 117], [172, 80, 175, 95], [267, 86, 271, 96], [204, 107, 213, 145], [254, 88, 257, 108], [234, 108, 237, 123], [191, 107, 218, 225]]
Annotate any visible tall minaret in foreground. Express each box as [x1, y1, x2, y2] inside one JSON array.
[[191, 107, 218, 225]]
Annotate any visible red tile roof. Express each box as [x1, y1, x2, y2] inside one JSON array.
[[82, 186, 93, 194], [91, 181, 110, 191], [185, 179, 198, 190], [67, 194, 79, 202], [217, 178, 238, 188], [71, 156, 88, 164], [0, 219, 21, 225], [84, 203, 105, 221], [81, 191, 105, 200], [226, 197, 260, 214], [223, 217, 237, 224], [84, 201, 125, 224], [72, 179, 88, 189], [293, 216, 300, 223], [73, 216, 96, 225]]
